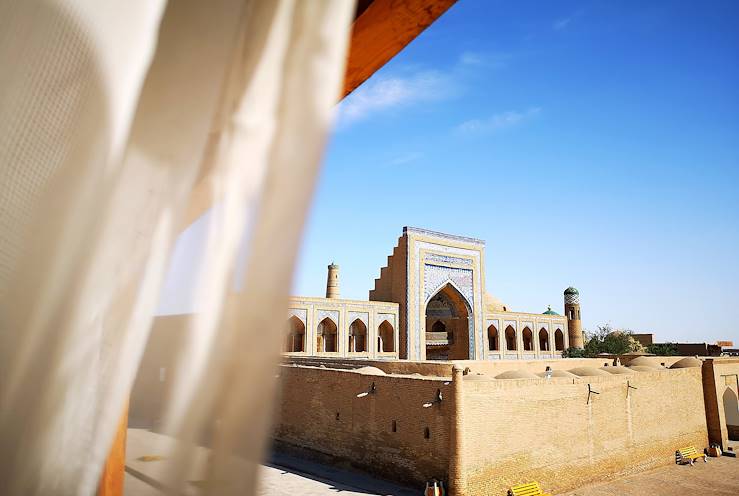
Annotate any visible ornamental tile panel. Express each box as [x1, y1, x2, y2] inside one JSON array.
[[423, 264, 474, 309], [425, 253, 473, 266], [287, 308, 307, 325], [316, 310, 339, 326], [348, 312, 369, 327]]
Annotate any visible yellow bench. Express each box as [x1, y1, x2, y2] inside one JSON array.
[[508, 481, 551, 496], [676, 446, 707, 465]]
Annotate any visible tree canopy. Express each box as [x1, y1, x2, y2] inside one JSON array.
[[563, 324, 644, 357]]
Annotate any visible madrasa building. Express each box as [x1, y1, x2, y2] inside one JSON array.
[[285, 226, 583, 361]]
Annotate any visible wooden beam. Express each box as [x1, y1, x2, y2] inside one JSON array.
[[97, 401, 129, 496], [343, 0, 458, 97]]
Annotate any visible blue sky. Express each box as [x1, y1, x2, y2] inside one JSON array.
[[293, 0, 739, 344]]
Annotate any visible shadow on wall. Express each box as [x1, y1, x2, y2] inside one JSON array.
[[724, 387, 739, 440]]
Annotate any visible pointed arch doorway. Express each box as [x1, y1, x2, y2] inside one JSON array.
[[424, 282, 471, 360]]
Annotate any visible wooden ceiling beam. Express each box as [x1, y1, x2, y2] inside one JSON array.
[[343, 0, 458, 97]]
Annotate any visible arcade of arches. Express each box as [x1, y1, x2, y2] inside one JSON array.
[[284, 295, 399, 357], [286, 315, 397, 355], [487, 323, 565, 353]]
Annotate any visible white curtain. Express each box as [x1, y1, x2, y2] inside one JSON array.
[[0, 0, 355, 494]]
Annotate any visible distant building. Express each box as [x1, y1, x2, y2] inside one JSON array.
[[670, 342, 722, 357], [285, 227, 580, 361], [632, 333, 654, 347]]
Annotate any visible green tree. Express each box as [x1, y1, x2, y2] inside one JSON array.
[[580, 324, 644, 357], [562, 347, 586, 358], [647, 342, 677, 356]]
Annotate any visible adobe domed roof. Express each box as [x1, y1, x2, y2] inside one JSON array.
[[354, 366, 385, 375], [564, 287, 579, 295], [484, 293, 507, 312], [495, 370, 539, 379], [627, 356, 660, 368], [601, 366, 635, 375], [629, 365, 662, 373], [536, 369, 577, 378], [464, 373, 490, 381], [568, 367, 611, 377], [669, 357, 702, 369]]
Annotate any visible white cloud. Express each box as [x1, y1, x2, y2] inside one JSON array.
[[459, 51, 511, 69], [553, 9, 584, 31], [337, 70, 453, 126], [388, 152, 423, 166], [553, 17, 572, 31], [455, 107, 541, 135], [460, 52, 483, 66]]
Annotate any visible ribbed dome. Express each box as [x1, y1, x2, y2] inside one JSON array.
[[536, 369, 577, 378], [495, 370, 539, 379], [601, 366, 635, 375], [564, 287, 579, 295], [568, 367, 610, 377], [670, 357, 702, 369]]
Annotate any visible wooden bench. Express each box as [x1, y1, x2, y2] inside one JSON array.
[[508, 481, 551, 496], [676, 446, 707, 465]]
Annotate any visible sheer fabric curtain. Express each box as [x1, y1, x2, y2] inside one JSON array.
[[0, 1, 354, 495]]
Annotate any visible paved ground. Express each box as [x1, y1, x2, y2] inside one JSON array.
[[559, 454, 739, 496], [124, 429, 415, 496], [124, 429, 739, 496]]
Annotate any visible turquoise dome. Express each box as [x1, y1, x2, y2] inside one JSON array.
[[564, 287, 579, 295], [543, 305, 559, 315]]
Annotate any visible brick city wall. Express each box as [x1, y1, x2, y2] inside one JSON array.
[[274, 365, 453, 486], [458, 368, 708, 496]]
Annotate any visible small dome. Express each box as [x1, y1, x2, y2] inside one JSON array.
[[568, 367, 610, 377], [670, 357, 702, 369], [627, 356, 660, 368], [629, 365, 662, 373], [536, 369, 577, 378], [495, 370, 539, 379], [601, 366, 635, 375], [354, 366, 385, 376], [543, 305, 559, 315], [464, 373, 490, 381], [485, 293, 508, 312], [564, 287, 579, 295]]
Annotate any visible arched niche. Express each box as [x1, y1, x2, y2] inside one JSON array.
[[424, 283, 470, 360], [317, 317, 337, 353]]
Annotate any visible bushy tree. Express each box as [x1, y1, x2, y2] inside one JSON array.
[[562, 347, 586, 358], [647, 342, 677, 356], [580, 324, 644, 357]]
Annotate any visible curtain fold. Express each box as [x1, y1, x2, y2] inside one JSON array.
[[0, 1, 354, 494]]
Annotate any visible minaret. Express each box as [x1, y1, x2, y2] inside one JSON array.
[[326, 263, 340, 299], [564, 287, 583, 349]]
